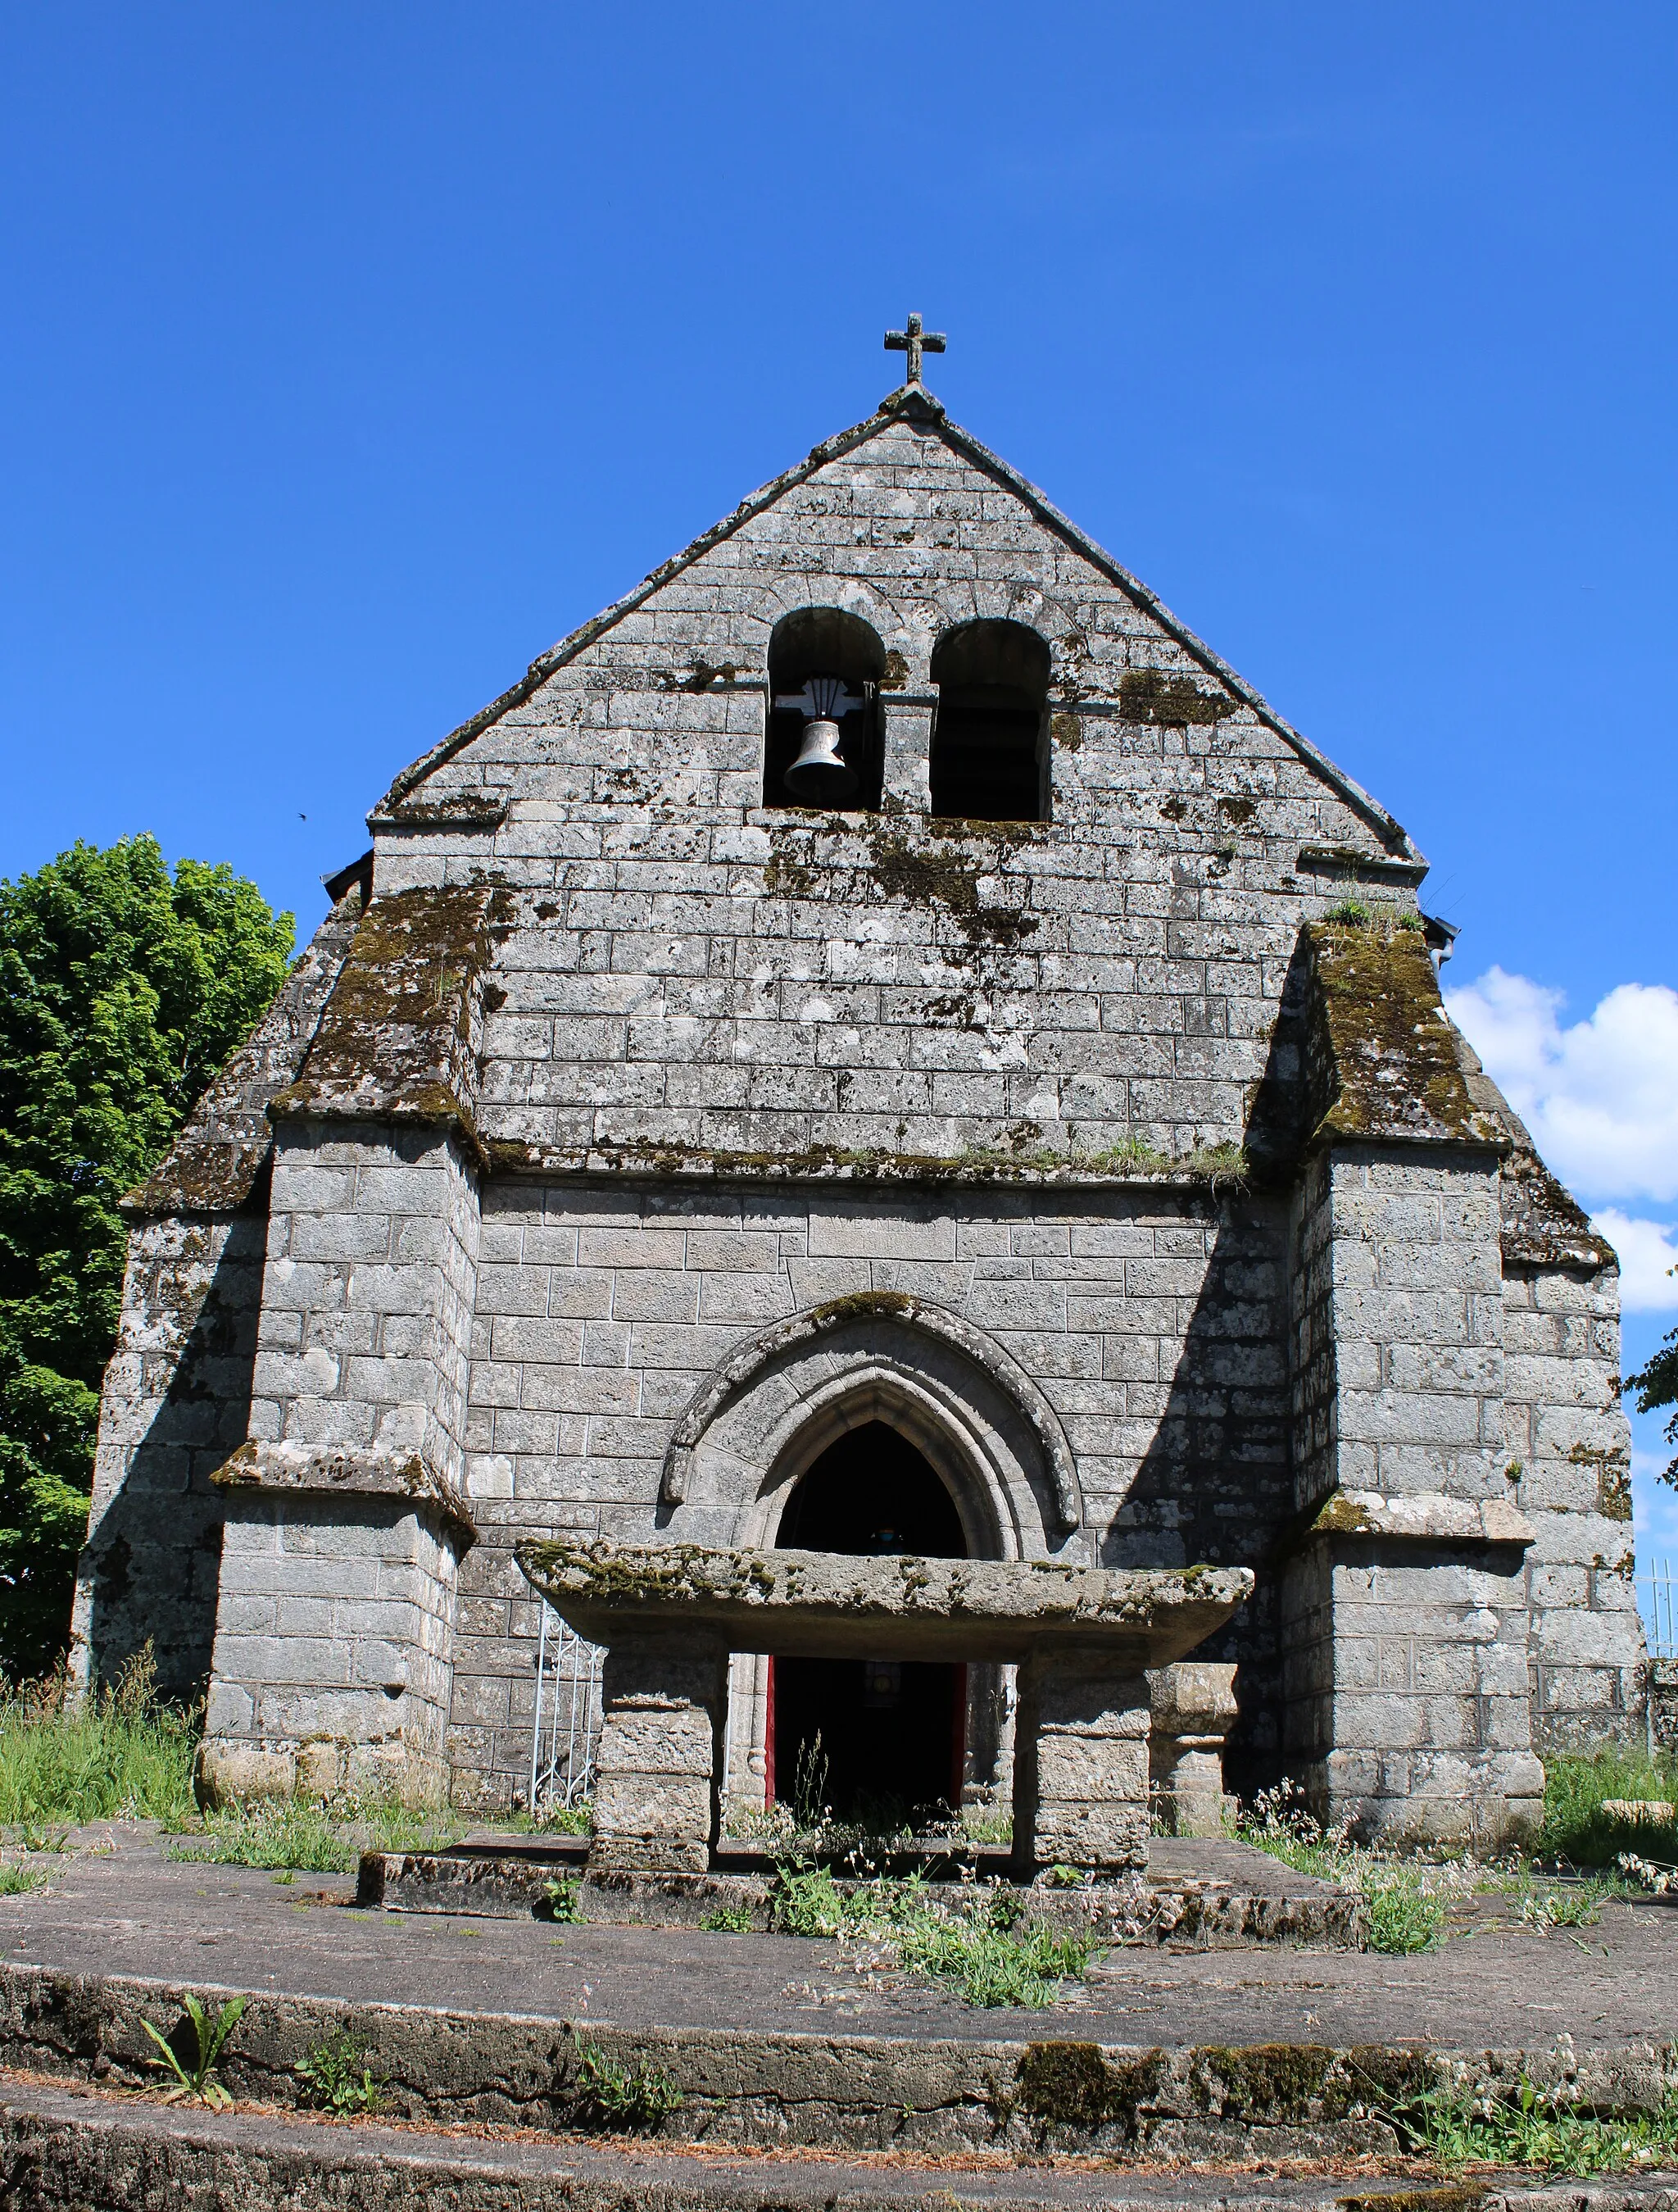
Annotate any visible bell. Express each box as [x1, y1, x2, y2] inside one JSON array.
[[784, 717, 859, 804]]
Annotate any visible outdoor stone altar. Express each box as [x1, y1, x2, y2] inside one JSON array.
[[518, 1537, 1253, 1878]]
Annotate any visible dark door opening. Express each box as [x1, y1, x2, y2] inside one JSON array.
[[770, 1422, 967, 1824]]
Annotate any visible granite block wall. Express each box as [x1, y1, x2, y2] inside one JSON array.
[[248, 1120, 481, 1486], [443, 1177, 1292, 1811], [70, 1210, 269, 1703], [1504, 1262, 1644, 1751], [200, 1494, 464, 1805]]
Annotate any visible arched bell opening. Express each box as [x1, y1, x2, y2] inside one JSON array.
[[752, 1418, 1007, 1830], [764, 606, 887, 811], [928, 618, 1051, 822]]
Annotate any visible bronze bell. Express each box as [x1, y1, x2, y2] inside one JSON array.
[[778, 675, 862, 804]]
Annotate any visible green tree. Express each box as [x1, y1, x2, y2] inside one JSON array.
[[1628, 1312, 1678, 1491], [0, 837, 293, 1678]]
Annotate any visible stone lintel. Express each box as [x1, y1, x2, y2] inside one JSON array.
[[1306, 1488, 1535, 1547], [212, 1440, 477, 1548], [519, 1539, 1250, 1668]]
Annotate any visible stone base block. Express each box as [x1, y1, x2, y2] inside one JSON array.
[[1151, 1786, 1238, 1839], [1311, 1748, 1546, 1850], [195, 1735, 447, 1810]]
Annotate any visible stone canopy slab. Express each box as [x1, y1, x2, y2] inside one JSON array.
[[517, 1538, 1252, 1666]]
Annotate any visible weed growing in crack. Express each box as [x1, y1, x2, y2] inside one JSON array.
[[142, 1992, 247, 2110], [540, 1874, 583, 1924], [295, 2031, 385, 2114], [564, 2034, 683, 2132], [699, 1902, 755, 1932], [1374, 2071, 1678, 2176]]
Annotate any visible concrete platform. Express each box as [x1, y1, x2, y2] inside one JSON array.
[[0, 1830, 1674, 2166], [360, 1833, 1365, 1947]]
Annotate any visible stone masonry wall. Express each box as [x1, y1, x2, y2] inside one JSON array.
[[71, 1210, 270, 1702], [1281, 1145, 1544, 1843], [1504, 1261, 1644, 1751], [202, 1496, 463, 1804], [248, 1121, 481, 1487], [443, 1176, 1291, 1811]]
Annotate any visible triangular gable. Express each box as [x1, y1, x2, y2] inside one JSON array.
[[375, 383, 1417, 861]]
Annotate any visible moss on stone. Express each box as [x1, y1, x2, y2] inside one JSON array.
[[1015, 2042, 1167, 2133], [1304, 920, 1503, 1149], [1118, 670, 1237, 725], [1198, 2043, 1336, 2120], [809, 1291, 919, 1326]]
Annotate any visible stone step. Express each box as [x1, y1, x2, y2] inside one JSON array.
[[3, 2071, 1678, 2212], [359, 1842, 1364, 1948], [0, 1957, 1673, 2163]]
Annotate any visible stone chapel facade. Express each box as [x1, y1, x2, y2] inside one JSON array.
[[71, 363, 1644, 1844]]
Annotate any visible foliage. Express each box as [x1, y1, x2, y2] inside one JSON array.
[[699, 1901, 756, 1932], [767, 1862, 1097, 2007], [295, 2031, 384, 2114], [0, 1862, 45, 1896], [1540, 1749, 1678, 1868], [141, 1992, 247, 2110], [530, 1798, 592, 1836], [169, 1792, 462, 1874], [565, 2034, 683, 2133], [1377, 2071, 1678, 2176], [0, 836, 293, 1674], [540, 1873, 582, 1923], [0, 1648, 196, 1826], [1238, 1785, 1447, 1954], [1626, 1321, 1678, 1488], [1517, 1882, 1608, 1929]]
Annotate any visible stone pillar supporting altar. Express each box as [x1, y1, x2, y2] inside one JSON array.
[[590, 1633, 728, 1878], [519, 1538, 1252, 1880], [1147, 1660, 1239, 1837], [1012, 1649, 1150, 1873]]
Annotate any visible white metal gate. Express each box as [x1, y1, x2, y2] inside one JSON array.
[[528, 1606, 605, 1813], [1640, 1556, 1678, 1660]]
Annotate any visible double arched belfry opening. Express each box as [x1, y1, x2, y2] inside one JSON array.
[[764, 608, 1052, 822], [657, 1294, 1084, 1825]]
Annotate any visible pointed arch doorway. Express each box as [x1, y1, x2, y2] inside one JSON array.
[[768, 1420, 968, 1821]]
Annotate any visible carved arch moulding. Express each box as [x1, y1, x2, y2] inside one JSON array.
[[658, 1292, 1084, 1560]]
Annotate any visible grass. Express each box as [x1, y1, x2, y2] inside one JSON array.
[[1380, 2073, 1678, 2177], [169, 1793, 464, 1874], [1539, 1749, 1678, 1874], [565, 2033, 683, 2133], [1237, 1787, 1448, 1954], [0, 1652, 197, 1829], [768, 1862, 1097, 2007]]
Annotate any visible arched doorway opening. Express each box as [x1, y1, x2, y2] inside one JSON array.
[[769, 1420, 968, 1822]]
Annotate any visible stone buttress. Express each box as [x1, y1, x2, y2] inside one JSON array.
[[75, 376, 1644, 1829]]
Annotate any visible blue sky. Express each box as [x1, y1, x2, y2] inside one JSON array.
[[2, 7, 1675, 1550]]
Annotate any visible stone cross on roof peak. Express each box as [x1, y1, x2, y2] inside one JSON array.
[[884, 311, 946, 386]]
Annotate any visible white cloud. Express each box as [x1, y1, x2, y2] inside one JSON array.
[[1592, 1210, 1678, 1312], [1444, 968, 1678, 1205]]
